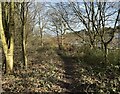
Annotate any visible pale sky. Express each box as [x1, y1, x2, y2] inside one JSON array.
[[0, 0, 119, 2], [33, 0, 120, 2]]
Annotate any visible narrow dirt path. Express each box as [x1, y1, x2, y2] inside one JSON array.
[[2, 47, 83, 92], [56, 51, 82, 92], [2, 47, 120, 93]]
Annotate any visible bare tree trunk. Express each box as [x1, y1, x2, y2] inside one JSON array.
[[104, 43, 108, 64], [21, 2, 27, 69], [21, 25, 27, 69], [0, 2, 14, 74], [61, 34, 64, 47], [38, 15, 44, 47], [56, 31, 61, 50], [21, 20, 27, 69], [6, 42, 14, 73], [40, 30, 43, 46]]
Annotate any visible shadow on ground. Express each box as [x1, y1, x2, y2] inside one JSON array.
[[56, 49, 88, 92], [2, 47, 120, 93]]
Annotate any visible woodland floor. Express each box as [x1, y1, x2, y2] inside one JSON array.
[[1, 46, 120, 93]]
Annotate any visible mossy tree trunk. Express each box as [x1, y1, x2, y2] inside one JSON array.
[[0, 2, 14, 74]]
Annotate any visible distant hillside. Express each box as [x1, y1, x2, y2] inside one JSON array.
[[36, 26, 120, 49]]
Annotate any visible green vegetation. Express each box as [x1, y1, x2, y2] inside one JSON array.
[[2, 35, 120, 93], [1, 1, 120, 93]]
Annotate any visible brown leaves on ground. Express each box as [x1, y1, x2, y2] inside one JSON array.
[[2, 46, 120, 93]]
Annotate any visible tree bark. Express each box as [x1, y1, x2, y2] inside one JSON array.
[[21, 24, 27, 68], [104, 43, 108, 64], [40, 29, 43, 46], [0, 2, 14, 74], [21, 2, 27, 69], [56, 31, 61, 50]]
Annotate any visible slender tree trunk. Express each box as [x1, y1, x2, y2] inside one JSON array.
[[61, 34, 64, 47], [38, 16, 43, 47], [21, 2, 27, 69], [104, 43, 108, 63], [56, 31, 61, 50], [40, 29, 43, 46], [21, 24, 27, 69]]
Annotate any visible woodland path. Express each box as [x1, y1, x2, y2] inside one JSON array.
[[2, 47, 120, 93]]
